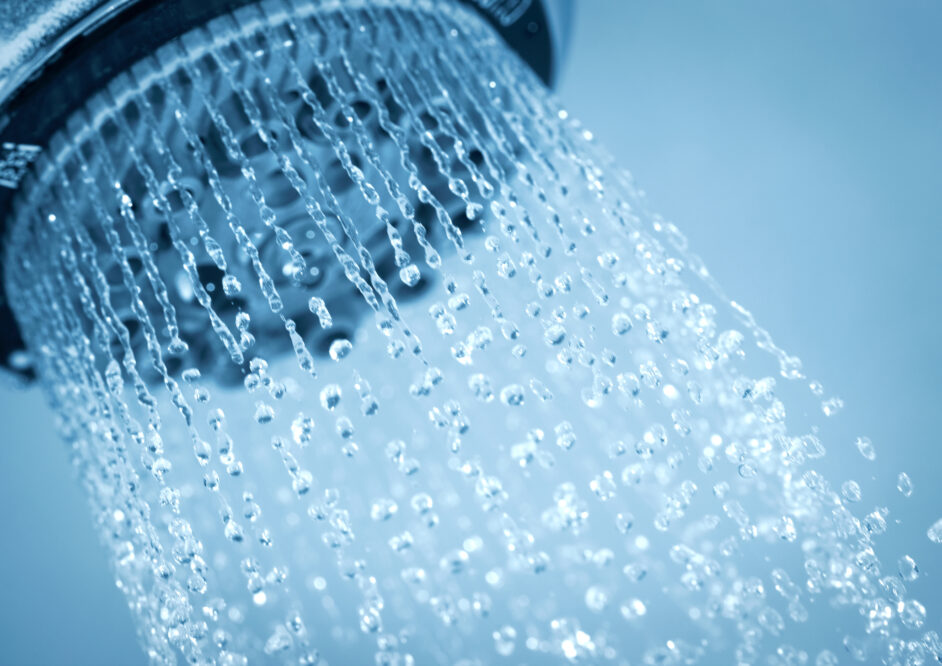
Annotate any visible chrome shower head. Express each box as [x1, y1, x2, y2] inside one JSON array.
[[0, 0, 571, 381]]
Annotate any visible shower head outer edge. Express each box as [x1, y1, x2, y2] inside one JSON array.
[[0, 0, 572, 382]]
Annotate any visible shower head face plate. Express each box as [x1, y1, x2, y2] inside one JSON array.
[[0, 0, 567, 380], [9, 1, 506, 385]]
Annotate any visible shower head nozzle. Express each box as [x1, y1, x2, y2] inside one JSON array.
[[0, 0, 571, 381]]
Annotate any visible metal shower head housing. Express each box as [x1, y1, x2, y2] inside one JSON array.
[[0, 0, 572, 381]]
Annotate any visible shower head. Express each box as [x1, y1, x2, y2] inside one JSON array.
[[0, 0, 571, 381]]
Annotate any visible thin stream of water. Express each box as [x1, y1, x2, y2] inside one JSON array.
[[4, 0, 938, 664]]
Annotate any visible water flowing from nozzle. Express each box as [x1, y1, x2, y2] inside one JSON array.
[[3, 0, 936, 664]]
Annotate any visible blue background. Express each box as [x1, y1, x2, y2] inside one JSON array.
[[1, 2, 940, 663]]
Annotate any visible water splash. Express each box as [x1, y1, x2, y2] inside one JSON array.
[[4, 0, 937, 664]]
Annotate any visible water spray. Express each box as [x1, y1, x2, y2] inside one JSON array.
[[1, 1, 937, 664]]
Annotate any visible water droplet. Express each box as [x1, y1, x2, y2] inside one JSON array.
[[543, 324, 566, 346], [181, 368, 201, 383], [775, 515, 798, 542], [585, 586, 608, 612], [328, 338, 353, 361], [841, 480, 862, 503], [358, 606, 382, 633], [168, 337, 189, 355], [370, 499, 398, 522], [589, 471, 616, 501], [900, 599, 926, 629], [439, 549, 469, 574], [555, 421, 576, 450], [292, 470, 312, 496], [815, 650, 838, 666], [620, 598, 646, 620], [821, 396, 844, 417], [464, 373, 492, 402], [263, 625, 291, 654], [864, 510, 888, 535], [388, 531, 414, 552], [399, 263, 421, 286], [623, 562, 647, 583], [222, 274, 242, 296], [499, 384, 525, 406], [405, 497, 431, 521], [855, 436, 876, 461], [898, 555, 919, 581], [493, 625, 517, 656], [496, 253, 516, 278], [319, 384, 342, 411], [254, 402, 274, 424], [291, 414, 314, 446], [927, 518, 942, 543], [738, 462, 757, 479], [224, 520, 244, 543], [615, 512, 634, 534], [897, 472, 913, 497]]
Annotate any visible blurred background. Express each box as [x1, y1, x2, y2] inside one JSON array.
[[1, 1, 940, 663]]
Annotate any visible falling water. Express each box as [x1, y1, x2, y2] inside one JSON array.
[[4, 0, 938, 663]]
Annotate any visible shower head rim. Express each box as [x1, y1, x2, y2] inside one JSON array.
[[0, 0, 565, 158]]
